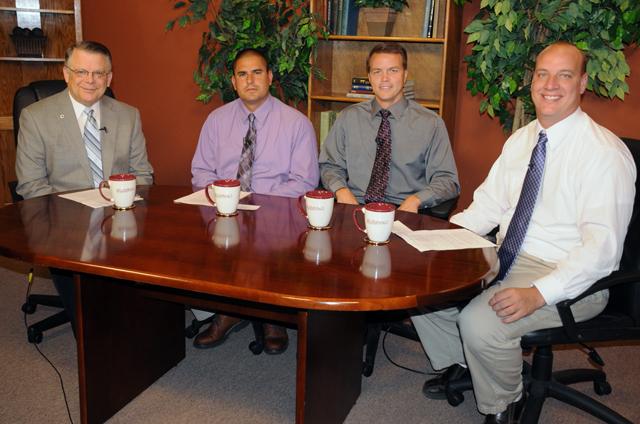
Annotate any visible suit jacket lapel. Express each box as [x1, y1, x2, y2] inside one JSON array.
[[57, 90, 94, 183], [100, 96, 117, 178]]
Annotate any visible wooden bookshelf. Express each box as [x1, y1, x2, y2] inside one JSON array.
[[0, 0, 82, 204], [307, 0, 461, 145]]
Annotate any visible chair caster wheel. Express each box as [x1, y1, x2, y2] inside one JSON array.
[[28, 328, 43, 344], [249, 341, 263, 355], [594, 380, 612, 396], [446, 390, 465, 407], [22, 302, 36, 314], [362, 363, 373, 377]]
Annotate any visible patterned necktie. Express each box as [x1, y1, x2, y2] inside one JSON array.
[[237, 112, 256, 192], [496, 130, 548, 282], [83, 108, 103, 188], [364, 109, 392, 203]]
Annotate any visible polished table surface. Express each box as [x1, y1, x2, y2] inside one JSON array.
[[0, 185, 495, 424], [0, 185, 494, 311]]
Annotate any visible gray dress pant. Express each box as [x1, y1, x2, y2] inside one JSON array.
[[411, 252, 609, 414]]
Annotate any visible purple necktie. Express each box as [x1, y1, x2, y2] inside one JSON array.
[[365, 109, 392, 203], [496, 130, 548, 282], [237, 113, 256, 191]]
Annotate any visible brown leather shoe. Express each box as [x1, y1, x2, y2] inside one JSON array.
[[193, 314, 248, 349], [263, 323, 288, 355]]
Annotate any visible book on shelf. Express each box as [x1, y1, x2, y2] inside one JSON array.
[[319, 110, 338, 146], [421, 0, 434, 38], [345, 92, 375, 99], [351, 83, 373, 91], [349, 89, 374, 94], [352, 77, 370, 85], [421, 0, 446, 38], [342, 0, 359, 35]]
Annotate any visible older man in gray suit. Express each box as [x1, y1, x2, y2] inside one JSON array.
[[16, 40, 153, 198], [15, 40, 154, 330]]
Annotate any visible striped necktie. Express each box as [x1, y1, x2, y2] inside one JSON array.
[[496, 130, 548, 282], [237, 113, 256, 192], [364, 109, 392, 203], [83, 108, 103, 187]]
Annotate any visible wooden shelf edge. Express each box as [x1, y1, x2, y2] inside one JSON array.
[[0, 116, 13, 131], [310, 95, 440, 109], [326, 35, 445, 43], [0, 57, 65, 62], [0, 7, 75, 14]]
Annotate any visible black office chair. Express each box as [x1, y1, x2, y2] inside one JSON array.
[[362, 195, 460, 377], [14, 80, 115, 344], [445, 137, 640, 424]]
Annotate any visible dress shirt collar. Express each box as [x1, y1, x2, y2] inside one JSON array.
[[68, 91, 101, 123], [238, 94, 274, 127], [535, 107, 584, 152], [371, 96, 409, 120]]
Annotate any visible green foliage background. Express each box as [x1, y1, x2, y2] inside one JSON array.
[[167, 0, 327, 106], [459, 0, 640, 131]]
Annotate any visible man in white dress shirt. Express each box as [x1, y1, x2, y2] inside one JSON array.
[[411, 42, 636, 424]]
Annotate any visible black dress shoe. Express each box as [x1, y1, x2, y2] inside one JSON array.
[[422, 364, 470, 400], [484, 394, 525, 424], [263, 324, 288, 355], [193, 315, 248, 349]]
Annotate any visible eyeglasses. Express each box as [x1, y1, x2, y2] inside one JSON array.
[[65, 66, 111, 80]]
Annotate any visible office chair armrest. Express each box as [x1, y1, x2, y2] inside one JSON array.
[[555, 270, 640, 342]]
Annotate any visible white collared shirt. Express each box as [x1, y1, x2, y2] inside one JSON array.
[[451, 108, 636, 305], [68, 92, 101, 134]]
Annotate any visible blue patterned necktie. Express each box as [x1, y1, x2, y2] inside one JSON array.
[[365, 109, 392, 203], [237, 113, 256, 192], [83, 108, 103, 187], [496, 130, 548, 282]]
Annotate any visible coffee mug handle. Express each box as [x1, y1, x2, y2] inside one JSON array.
[[297, 195, 307, 218], [352, 207, 367, 234], [98, 180, 111, 201], [204, 184, 216, 206]]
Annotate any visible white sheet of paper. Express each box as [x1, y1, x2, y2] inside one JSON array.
[[392, 221, 495, 252], [173, 189, 258, 210], [58, 189, 143, 209]]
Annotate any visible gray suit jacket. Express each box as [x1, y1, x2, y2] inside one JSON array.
[[16, 89, 154, 199]]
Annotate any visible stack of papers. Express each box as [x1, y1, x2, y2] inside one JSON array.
[[392, 221, 495, 252], [173, 189, 259, 211], [58, 189, 143, 209]]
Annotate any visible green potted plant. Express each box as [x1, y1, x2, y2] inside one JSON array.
[[167, 0, 327, 106], [355, 0, 410, 36], [458, 0, 640, 132]]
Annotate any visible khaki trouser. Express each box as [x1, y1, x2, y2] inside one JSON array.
[[411, 252, 609, 415]]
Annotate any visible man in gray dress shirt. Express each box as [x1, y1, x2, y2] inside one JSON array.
[[319, 42, 459, 213]]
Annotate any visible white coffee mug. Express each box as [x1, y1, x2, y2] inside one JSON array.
[[205, 179, 241, 216], [352, 202, 395, 244], [298, 190, 334, 229], [359, 245, 391, 279], [301, 229, 332, 264], [99, 173, 136, 210], [209, 216, 240, 249], [102, 210, 138, 241]]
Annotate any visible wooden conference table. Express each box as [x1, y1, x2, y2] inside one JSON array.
[[0, 185, 495, 424]]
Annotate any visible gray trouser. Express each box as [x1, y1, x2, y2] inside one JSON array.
[[411, 252, 609, 414]]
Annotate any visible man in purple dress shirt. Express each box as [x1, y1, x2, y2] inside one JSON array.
[[190, 48, 319, 354]]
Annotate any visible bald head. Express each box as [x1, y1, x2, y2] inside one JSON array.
[[537, 42, 587, 75]]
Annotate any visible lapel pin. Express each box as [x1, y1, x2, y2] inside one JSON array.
[[59, 113, 64, 119]]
